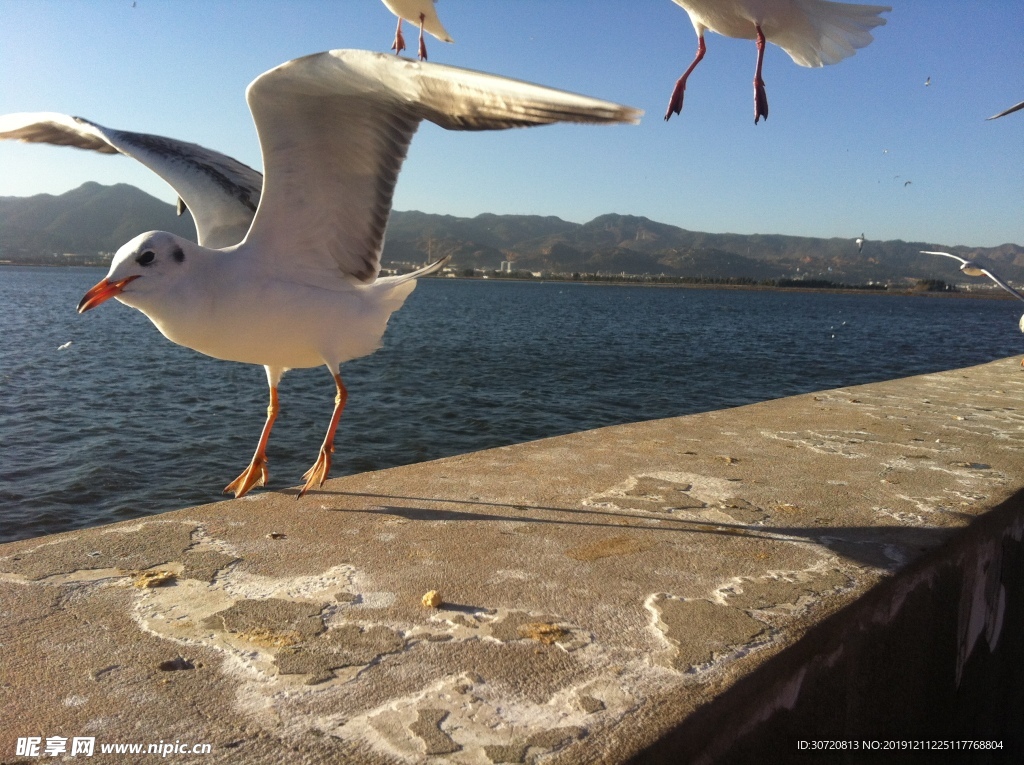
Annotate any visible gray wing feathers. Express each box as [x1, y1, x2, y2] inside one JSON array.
[[242, 50, 641, 284], [243, 79, 421, 283], [980, 269, 1024, 303], [988, 100, 1024, 120], [407, 62, 643, 130], [0, 114, 120, 153], [921, 250, 968, 266], [0, 112, 262, 249], [3, 52, 639, 281]]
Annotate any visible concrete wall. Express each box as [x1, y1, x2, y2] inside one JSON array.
[[633, 492, 1024, 763], [2, 358, 1024, 764]]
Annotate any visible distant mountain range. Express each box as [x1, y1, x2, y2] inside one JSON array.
[[0, 182, 197, 263], [2, 182, 1022, 285]]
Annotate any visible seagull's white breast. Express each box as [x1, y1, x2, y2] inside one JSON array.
[[674, 0, 776, 39], [673, 0, 889, 68], [120, 254, 408, 370]]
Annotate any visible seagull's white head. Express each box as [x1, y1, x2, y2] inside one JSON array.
[[78, 231, 196, 313]]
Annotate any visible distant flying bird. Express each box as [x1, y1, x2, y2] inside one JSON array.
[[0, 50, 640, 499], [904, 180, 911, 186], [922, 251, 1024, 332], [381, 0, 452, 60], [664, 0, 890, 123], [987, 100, 1024, 120], [57, 341, 72, 351], [855, 233, 865, 252], [924, 76, 930, 86]]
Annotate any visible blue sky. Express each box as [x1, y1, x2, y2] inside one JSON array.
[[1, 0, 1021, 247]]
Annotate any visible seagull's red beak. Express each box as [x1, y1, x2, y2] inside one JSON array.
[[77, 275, 140, 313]]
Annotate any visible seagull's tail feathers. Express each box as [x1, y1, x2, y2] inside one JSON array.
[[380, 0, 453, 43], [418, 9, 453, 43], [376, 255, 451, 288], [775, 1, 890, 68], [372, 255, 451, 313]]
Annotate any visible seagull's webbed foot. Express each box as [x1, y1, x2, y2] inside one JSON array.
[[299, 447, 332, 498], [297, 373, 348, 499], [753, 25, 769, 124], [754, 78, 769, 123], [665, 78, 687, 121], [392, 18, 407, 54], [224, 456, 269, 499], [224, 385, 279, 499]]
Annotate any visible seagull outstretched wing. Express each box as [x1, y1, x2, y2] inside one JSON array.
[[0, 112, 262, 249], [987, 100, 1024, 120], [922, 250, 1024, 303], [241, 50, 641, 284]]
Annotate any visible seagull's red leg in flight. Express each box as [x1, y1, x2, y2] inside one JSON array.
[[665, 34, 707, 121], [391, 17, 406, 54], [753, 24, 769, 123], [224, 386, 279, 498], [298, 373, 348, 498], [417, 13, 428, 60]]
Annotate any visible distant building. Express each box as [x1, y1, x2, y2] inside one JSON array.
[[500, 261, 513, 273]]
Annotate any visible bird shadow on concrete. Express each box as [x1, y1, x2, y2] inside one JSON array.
[[309, 489, 967, 570]]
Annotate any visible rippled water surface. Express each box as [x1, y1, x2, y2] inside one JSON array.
[[2, 266, 1021, 543]]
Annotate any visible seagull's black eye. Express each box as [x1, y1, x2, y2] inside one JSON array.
[[136, 251, 156, 266]]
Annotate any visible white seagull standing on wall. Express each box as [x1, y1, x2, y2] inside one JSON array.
[[0, 50, 640, 499], [665, 0, 890, 123], [381, 0, 452, 60]]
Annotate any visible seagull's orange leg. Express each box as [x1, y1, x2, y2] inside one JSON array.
[[391, 16, 406, 54], [298, 373, 348, 498], [753, 24, 769, 124], [224, 386, 279, 498], [417, 12, 428, 60], [665, 34, 706, 120]]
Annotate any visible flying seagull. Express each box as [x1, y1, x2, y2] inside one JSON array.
[[665, 0, 890, 123], [855, 233, 865, 252], [0, 50, 641, 499], [381, 0, 452, 60], [987, 100, 1024, 121], [921, 250, 1024, 332]]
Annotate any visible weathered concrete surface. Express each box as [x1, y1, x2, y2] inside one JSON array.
[[2, 358, 1024, 763]]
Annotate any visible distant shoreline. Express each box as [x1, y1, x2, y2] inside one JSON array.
[[3, 261, 1019, 302], [456, 275, 1020, 301]]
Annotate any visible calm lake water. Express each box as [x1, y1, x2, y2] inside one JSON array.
[[2, 265, 1021, 543]]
